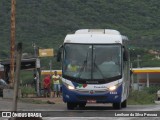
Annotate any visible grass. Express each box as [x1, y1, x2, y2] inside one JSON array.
[[21, 86, 36, 95], [128, 90, 156, 105], [19, 85, 158, 105]]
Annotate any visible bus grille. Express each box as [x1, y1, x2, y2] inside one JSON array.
[[77, 95, 107, 101], [75, 90, 108, 94]]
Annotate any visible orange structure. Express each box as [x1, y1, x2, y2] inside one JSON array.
[[131, 67, 160, 89], [41, 70, 62, 76]]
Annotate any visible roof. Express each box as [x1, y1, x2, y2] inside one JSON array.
[[132, 67, 160, 74], [41, 70, 62, 75], [1, 58, 36, 70]]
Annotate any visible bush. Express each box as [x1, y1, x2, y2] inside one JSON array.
[[143, 86, 160, 94], [21, 86, 36, 95], [128, 90, 156, 105]]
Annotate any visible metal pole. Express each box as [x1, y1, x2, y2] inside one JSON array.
[[137, 74, 139, 91], [137, 55, 141, 90], [36, 58, 40, 96], [131, 63, 134, 89], [32, 43, 40, 96], [137, 55, 140, 68], [10, 0, 16, 87], [33, 42, 36, 57], [49, 60, 52, 76], [12, 43, 22, 112], [146, 73, 149, 88]]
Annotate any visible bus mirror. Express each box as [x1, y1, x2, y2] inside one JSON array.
[[123, 47, 128, 61], [57, 45, 63, 62], [123, 52, 128, 61]]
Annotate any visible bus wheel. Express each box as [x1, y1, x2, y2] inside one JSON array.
[[121, 100, 127, 108], [67, 102, 77, 110], [113, 102, 121, 109], [78, 103, 86, 108]]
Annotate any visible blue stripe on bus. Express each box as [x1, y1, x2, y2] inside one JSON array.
[[62, 84, 122, 103]]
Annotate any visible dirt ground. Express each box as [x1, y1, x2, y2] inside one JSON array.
[[21, 96, 63, 104]]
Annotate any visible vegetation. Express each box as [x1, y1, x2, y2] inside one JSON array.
[[128, 90, 155, 105], [0, 0, 160, 67], [21, 86, 36, 98], [20, 70, 34, 85], [21, 86, 36, 95], [130, 47, 160, 67], [143, 86, 160, 94], [128, 87, 160, 105]]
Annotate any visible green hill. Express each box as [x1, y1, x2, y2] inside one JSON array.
[[0, 0, 160, 67]]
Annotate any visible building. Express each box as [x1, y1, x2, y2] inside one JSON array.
[[0, 58, 36, 83], [131, 67, 160, 90], [41, 70, 62, 76]]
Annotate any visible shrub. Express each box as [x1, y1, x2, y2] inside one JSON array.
[[128, 90, 156, 105], [21, 86, 36, 95], [143, 86, 160, 94]]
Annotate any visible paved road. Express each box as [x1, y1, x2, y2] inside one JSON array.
[[0, 98, 160, 111], [0, 98, 160, 120], [42, 117, 160, 120]]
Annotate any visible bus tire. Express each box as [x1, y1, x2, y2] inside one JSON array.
[[78, 103, 86, 108], [121, 100, 127, 108], [113, 102, 121, 109], [67, 102, 77, 110]]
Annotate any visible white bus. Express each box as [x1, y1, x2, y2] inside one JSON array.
[[57, 29, 130, 109]]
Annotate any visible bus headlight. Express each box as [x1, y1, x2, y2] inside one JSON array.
[[68, 85, 75, 90], [108, 85, 117, 91]]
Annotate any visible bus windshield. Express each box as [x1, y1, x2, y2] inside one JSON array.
[[63, 43, 122, 83]]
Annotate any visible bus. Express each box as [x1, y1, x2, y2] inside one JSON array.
[[57, 29, 130, 109]]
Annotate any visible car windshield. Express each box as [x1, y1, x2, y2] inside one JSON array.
[[63, 44, 122, 83]]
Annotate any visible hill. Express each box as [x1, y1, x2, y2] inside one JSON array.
[[0, 0, 160, 67]]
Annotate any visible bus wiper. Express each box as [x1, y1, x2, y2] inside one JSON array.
[[93, 55, 106, 79], [77, 52, 88, 78]]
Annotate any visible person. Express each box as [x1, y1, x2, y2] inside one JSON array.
[[52, 71, 61, 97], [99, 54, 120, 78], [67, 60, 79, 72], [43, 75, 51, 97], [33, 73, 37, 92]]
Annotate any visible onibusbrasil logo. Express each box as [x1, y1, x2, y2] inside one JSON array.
[[2, 112, 42, 118]]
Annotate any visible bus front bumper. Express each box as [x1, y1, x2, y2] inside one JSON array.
[[62, 85, 122, 103]]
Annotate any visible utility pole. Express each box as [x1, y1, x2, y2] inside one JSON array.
[[32, 42, 40, 96], [10, 0, 16, 87], [49, 60, 52, 76], [137, 55, 141, 91], [130, 62, 134, 90], [137, 55, 141, 68], [12, 43, 22, 112]]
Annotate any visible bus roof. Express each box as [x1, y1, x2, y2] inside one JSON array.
[[64, 29, 128, 44], [75, 29, 120, 35]]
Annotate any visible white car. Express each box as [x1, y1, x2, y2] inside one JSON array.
[[157, 90, 160, 100]]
